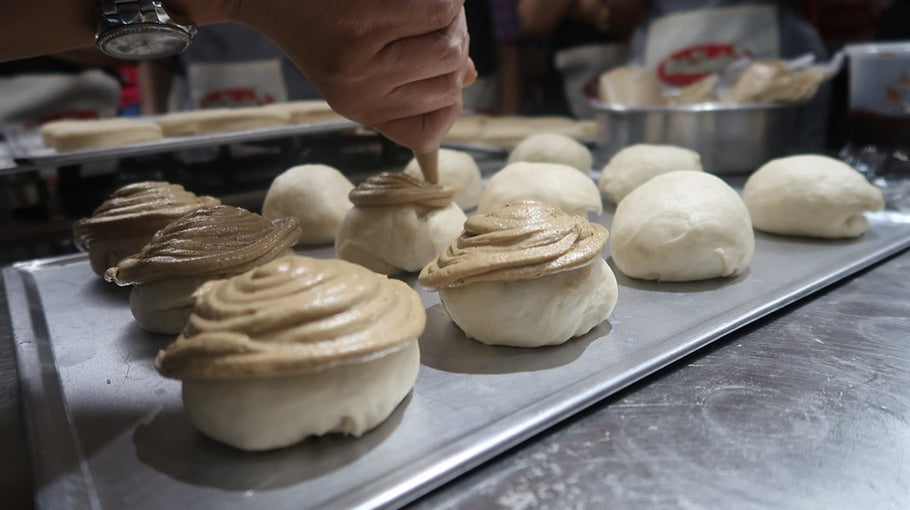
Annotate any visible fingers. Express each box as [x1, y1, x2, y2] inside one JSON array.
[[371, 54, 473, 151], [376, 6, 469, 89], [375, 102, 463, 154], [354, 6, 473, 151], [248, 1, 473, 153], [367, 71, 464, 124], [374, 0, 466, 39]]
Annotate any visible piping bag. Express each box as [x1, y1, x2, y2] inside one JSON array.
[[414, 149, 439, 184]]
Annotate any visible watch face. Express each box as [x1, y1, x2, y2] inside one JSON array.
[[99, 25, 191, 60]]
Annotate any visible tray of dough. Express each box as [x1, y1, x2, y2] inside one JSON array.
[[2, 118, 358, 167], [5, 209, 910, 510]]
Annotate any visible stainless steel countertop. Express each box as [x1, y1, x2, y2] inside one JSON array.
[[2, 230, 909, 509]]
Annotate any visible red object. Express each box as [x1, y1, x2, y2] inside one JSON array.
[[199, 89, 276, 108], [116, 65, 140, 110], [657, 43, 752, 87]]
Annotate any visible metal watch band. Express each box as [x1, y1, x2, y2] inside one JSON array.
[[100, 0, 171, 26]]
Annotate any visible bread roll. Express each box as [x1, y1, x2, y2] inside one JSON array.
[[336, 172, 466, 275], [403, 148, 483, 210], [420, 200, 617, 347], [479, 162, 602, 216], [262, 164, 354, 245], [156, 255, 425, 451], [610, 171, 754, 282], [598, 144, 703, 204], [506, 132, 593, 174], [106, 205, 300, 334], [743, 154, 884, 238], [72, 181, 220, 277]]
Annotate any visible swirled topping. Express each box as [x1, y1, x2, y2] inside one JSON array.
[[155, 255, 426, 379], [105, 205, 301, 285], [72, 181, 220, 252], [349, 172, 454, 208], [419, 200, 608, 289]]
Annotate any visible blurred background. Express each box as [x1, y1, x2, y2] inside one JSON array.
[[1, 0, 906, 265]]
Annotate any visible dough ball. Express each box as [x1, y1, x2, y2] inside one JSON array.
[[182, 340, 419, 451], [157, 255, 425, 450], [610, 171, 754, 282], [479, 162, 602, 216], [86, 235, 158, 278], [335, 204, 466, 275], [262, 164, 354, 245], [598, 144, 703, 204], [439, 258, 617, 347], [129, 276, 211, 334], [403, 149, 483, 210], [743, 154, 884, 238], [506, 132, 593, 174]]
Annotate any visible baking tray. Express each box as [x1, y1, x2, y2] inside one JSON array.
[[3, 118, 358, 167], [5, 210, 910, 510]]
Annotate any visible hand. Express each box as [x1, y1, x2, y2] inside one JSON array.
[[234, 0, 476, 153]]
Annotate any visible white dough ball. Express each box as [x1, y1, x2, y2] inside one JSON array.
[[610, 171, 754, 282], [182, 340, 419, 451], [598, 144, 703, 204], [262, 164, 354, 245], [87, 235, 155, 278], [439, 258, 617, 347], [129, 276, 211, 334], [506, 132, 593, 174], [479, 162, 602, 216], [335, 203, 466, 275], [403, 149, 483, 210], [743, 154, 884, 238]]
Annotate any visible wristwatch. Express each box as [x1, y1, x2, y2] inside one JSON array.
[[95, 0, 197, 60]]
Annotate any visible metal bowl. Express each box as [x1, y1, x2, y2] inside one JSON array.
[[592, 100, 809, 174]]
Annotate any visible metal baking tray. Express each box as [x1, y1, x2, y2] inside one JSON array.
[[5, 211, 910, 510], [3, 118, 358, 167]]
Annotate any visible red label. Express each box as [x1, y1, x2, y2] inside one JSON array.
[[199, 89, 275, 108], [657, 43, 750, 87]]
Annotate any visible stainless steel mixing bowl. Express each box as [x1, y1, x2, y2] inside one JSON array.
[[592, 101, 809, 174]]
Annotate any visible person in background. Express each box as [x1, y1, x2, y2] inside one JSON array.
[[627, 0, 828, 83], [628, 0, 830, 150], [874, 0, 909, 40], [0, 51, 137, 222], [462, 0, 498, 114], [2, 0, 476, 155], [140, 22, 322, 114], [486, 0, 525, 115], [457, 0, 525, 116], [516, 0, 647, 117], [0, 52, 123, 128]]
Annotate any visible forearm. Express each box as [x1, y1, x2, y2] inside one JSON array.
[[1, 0, 236, 63]]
